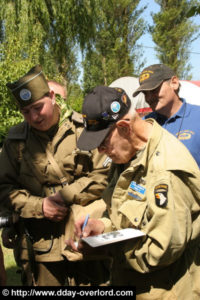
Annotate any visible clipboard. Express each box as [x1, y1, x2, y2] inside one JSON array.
[[81, 228, 145, 247]]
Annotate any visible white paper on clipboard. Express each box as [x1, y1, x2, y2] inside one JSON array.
[[81, 228, 145, 247]]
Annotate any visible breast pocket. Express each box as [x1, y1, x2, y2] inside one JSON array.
[[119, 199, 148, 230], [117, 179, 148, 229]]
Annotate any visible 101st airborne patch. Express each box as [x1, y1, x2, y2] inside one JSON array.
[[154, 184, 168, 207]]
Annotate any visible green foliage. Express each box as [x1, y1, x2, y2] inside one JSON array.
[[67, 83, 84, 112], [82, 51, 105, 94], [150, 0, 200, 79], [0, 234, 21, 286], [0, 31, 41, 144], [187, 4, 200, 17], [82, 0, 147, 94], [0, 0, 83, 143], [0, 0, 199, 142]]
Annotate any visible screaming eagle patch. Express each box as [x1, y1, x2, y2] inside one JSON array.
[[154, 184, 168, 207]]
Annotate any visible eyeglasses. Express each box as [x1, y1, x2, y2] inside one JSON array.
[[99, 125, 116, 150]]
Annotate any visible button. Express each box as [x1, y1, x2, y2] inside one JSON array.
[[134, 217, 139, 222]]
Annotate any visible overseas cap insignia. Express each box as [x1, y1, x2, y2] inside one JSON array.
[[20, 89, 32, 101], [154, 184, 168, 207]]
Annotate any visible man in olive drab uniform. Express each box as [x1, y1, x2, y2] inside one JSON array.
[[69, 86, 200, 299], [0, 66, 111, 286]]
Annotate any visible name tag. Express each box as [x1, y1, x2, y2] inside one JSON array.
[[130, 181, 146, 195]]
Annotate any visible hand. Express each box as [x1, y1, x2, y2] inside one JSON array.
[[65, 237, 96, 255], [42, 192, 68, 222], [65, 217, 105, 251], [66, 218, 108, 256], [75, 217, 105, 238], [49, 192, 66, 207]]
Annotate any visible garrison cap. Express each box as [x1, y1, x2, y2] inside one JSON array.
[[77, 85, 131, 151], [6, 65, 50, 108], [133, 64, 175, 97]]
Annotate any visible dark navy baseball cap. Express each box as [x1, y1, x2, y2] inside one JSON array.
[[77, 85, 131, 150]]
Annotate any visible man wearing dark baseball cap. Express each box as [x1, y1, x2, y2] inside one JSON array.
[[132, 64, 175, 97], [70, 83, 200, 298], [77, 86, 131, 151], [133, 63, 200, 168]]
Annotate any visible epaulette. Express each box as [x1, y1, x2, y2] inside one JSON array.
[[71, 111, 83, 124], [7, 121, 28, 140]]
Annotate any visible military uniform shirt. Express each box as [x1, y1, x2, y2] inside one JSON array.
[[101, 119, 200, 299], [0, 112, 111, 263]]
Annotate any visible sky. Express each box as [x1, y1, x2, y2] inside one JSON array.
[[138, 0, 200, 80]]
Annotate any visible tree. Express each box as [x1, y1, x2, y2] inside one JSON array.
[[0, 0, 91, 142], [82, 0, 147, 94], [187, 4, 200, 16], [0, 0, 42, 143], [0, 0, 148, 142], [150, 0, 200, 79]]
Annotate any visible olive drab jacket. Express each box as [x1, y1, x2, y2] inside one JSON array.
[[101, 119, 200, 299], [0, 108, 111, 262]]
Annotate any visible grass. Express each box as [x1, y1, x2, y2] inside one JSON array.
[[0, 232, 21, 286]]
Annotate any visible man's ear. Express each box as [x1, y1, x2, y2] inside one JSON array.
[[116, 119, 130, 136], [170, 76, 179, 91]]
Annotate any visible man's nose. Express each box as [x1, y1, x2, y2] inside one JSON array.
[[30, 109, 39, 121]]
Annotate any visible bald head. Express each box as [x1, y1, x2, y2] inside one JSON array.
[[48, 80, 67, 99]]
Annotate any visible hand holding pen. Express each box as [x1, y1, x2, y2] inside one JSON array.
[[73, 214, 90, 248], [80, 214, 90, 238], [65, 214, 105, 251]]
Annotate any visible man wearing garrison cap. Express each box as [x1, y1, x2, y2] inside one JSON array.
[[0, 65, 111, 286], [7, 65, 50, 108]]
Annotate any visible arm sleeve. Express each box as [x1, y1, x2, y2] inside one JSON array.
[[117, 171, 196, 273], [59, 149, 110, 206], [0, 140, 44, 218]]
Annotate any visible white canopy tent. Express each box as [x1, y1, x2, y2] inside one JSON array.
[[109, 76, 148, 109], [109, 76, 151, 116], [179, 80, 200, 105]]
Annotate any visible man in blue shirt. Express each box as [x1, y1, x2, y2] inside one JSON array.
[[133, 63, 200, 168]]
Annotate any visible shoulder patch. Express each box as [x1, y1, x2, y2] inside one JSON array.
[[154, 184, 168, 208]]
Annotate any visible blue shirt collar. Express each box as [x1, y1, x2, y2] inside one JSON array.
[[153, 98, 188, 121], [173, 98, 186, 118]]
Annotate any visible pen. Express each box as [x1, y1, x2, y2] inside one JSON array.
[[73, 214, 90, 247], [81, 214, 90, 237]]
